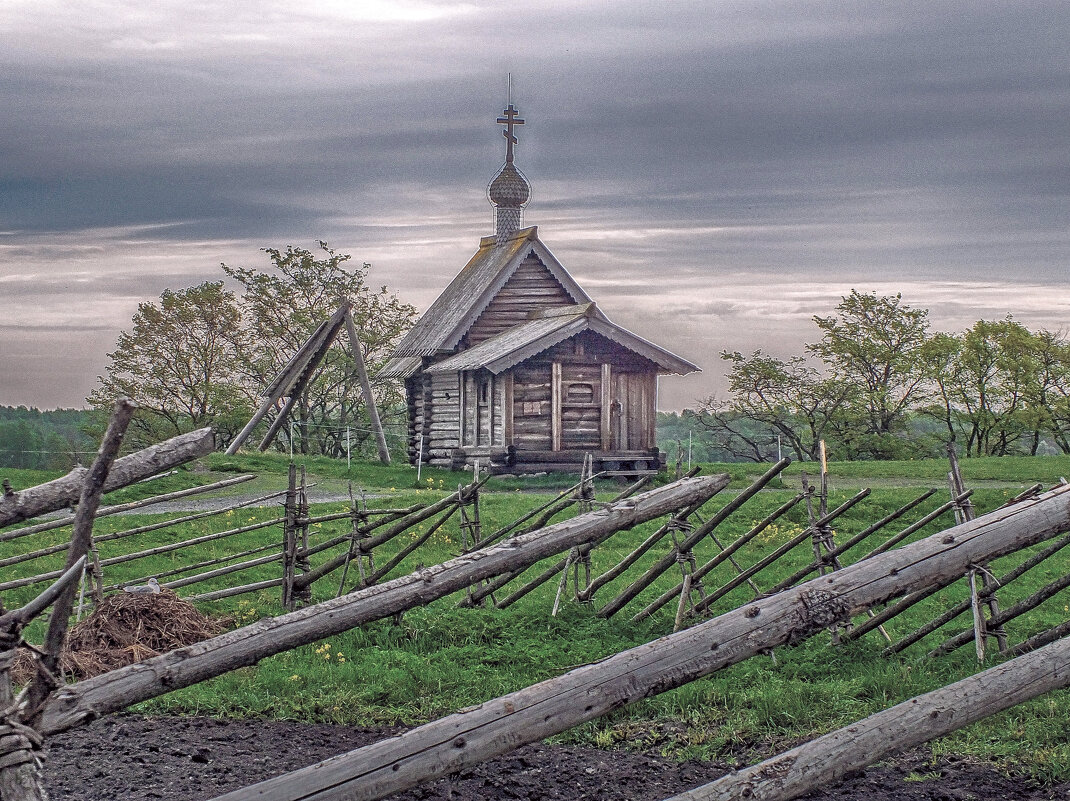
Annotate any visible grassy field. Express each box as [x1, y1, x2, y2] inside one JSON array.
[[2, 452, 1069, 779]]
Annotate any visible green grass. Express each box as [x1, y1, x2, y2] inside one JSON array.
[[2, 453, 1069, 779]]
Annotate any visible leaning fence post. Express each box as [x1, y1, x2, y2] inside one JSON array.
[[282, 463, 298, 611]]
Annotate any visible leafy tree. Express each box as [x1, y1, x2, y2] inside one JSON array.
[[808, 291, 929, 458], [221, 243, 416, 455], [89, 282, 252, 448], [91, 245, 416, 457], [1018, 328, 1070, 454], [695, 350, 852, 462]]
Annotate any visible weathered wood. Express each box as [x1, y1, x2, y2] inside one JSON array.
[[345, 308, 391, 465], [258, 330, 340, 452], [631, 494, 806, 621], [0, 427, 215, 529], [766, 488, 937, 594], [24, 399, 135, 725], [576, 494, 711, 605], [1007, 618, 1070, 656], [883, 528, 1070, 656], [857, 491, 970, 560], [186, 577, 283, 602], [0, 474, 255, 544], [0, 488, 287, 570], [931, 567, 1070, 658], [37, 475, 728, 737], [226, 303, 350, 455], [282, 464, 298, 611], [109, 540, 281, 590], [199, 484, 1070, 801], [690, 489, 871, 618], [291, 479, 488, 591], [163, 552, 283, 590], [600, 458, 791, 620], [357, 506, 458, 588], [664, 633, 1070, 801], [0, 516, 284, 593], [551, 362, 562, 452], [468, 475, 658, 609], [0, 561, 87, 801]]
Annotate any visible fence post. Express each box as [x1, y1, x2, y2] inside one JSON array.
[[281, 463, 298, 611]]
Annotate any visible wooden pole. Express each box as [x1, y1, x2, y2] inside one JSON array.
[[0, 558, 87, 801], [856, 491, 971, 560], [0, 474, 255, 544], [0, 516, 285, 593], [36, 475, 729, 737], [282, 464, 298, 611], [599, 458, 789, 619], [0, 427, 215, 528], [930, 568, 1070, 658], [486, 474, 682, 610], [633, 493, 806, 621], [225, 304, 349, 455], [687, 489, 870, 618], [200, 484, 1070, 801], [23, 398, 135, 724], [292, 477, 490, 591], [662, 633, 1070, 801], [257, 331, 340, 452], [0, 488, 288, 569], [766, 488, 937, 594], [345, 308, 391, 465], [883, 528, 1070, 656]]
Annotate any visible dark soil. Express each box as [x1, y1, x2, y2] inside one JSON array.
[[42, 714, 1070, 801]]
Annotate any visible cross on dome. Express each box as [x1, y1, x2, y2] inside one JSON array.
[[496, 104, 524, 164]]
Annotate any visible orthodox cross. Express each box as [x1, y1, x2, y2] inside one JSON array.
[[496, 104, 524, 163]]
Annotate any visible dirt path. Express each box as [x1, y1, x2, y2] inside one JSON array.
[[43, 714, 1069, 800]]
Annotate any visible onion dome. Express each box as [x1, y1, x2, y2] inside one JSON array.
[[488, 162, 531, 208]]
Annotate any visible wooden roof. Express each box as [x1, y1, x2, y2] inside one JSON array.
[[388, 226, 591, 358], [425, 303, 699, 376]]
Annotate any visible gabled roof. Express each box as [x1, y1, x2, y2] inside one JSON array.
[[389, 226, 591, 358], [425, 303, 700, 376]]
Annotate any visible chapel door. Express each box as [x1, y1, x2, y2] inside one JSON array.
[[554, 363, 602, 451], [612, 372, 654, 450]]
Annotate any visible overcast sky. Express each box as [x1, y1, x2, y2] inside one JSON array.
[[2, 0, 1068, 411]]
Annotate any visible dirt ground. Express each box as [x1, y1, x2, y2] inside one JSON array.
[[42, 714, 1070, 801]]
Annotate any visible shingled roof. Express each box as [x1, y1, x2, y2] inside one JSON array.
[[388, 226, 591, 359], [425, 303, 699, 376]]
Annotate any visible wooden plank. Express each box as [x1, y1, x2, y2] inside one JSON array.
[[666, 633, 1070, 801], [504, 371, 514, 446], [551, 362, 562, 452], [0, 428, 216, 528], [600, 364, 612, 450]]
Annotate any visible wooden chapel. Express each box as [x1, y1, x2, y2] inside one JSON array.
[[380, 104, 698, 474]]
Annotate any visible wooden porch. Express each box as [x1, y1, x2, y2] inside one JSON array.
[[450, 446, 665, 476]]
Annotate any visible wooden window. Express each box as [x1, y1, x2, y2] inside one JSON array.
[[566, 383, 594, 404]]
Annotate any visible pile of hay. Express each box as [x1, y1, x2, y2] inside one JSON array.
[[15, 589, 227, 682]]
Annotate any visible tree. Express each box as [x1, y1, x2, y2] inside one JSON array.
[[1018, 328, 1070, 455], [696, 350, 852, 462], [89, 282, 252, 448], [222, 243, 416, 455], [943, 319, 1041, 456], [808, 291, 929, 458]]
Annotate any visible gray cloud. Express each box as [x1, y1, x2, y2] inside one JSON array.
[[1, 0, 1068, 409]]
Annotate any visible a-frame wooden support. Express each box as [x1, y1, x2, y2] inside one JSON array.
[[225, 301, 391, 463]]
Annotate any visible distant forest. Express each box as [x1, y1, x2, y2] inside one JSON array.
[[0, 406, 95, 470]]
